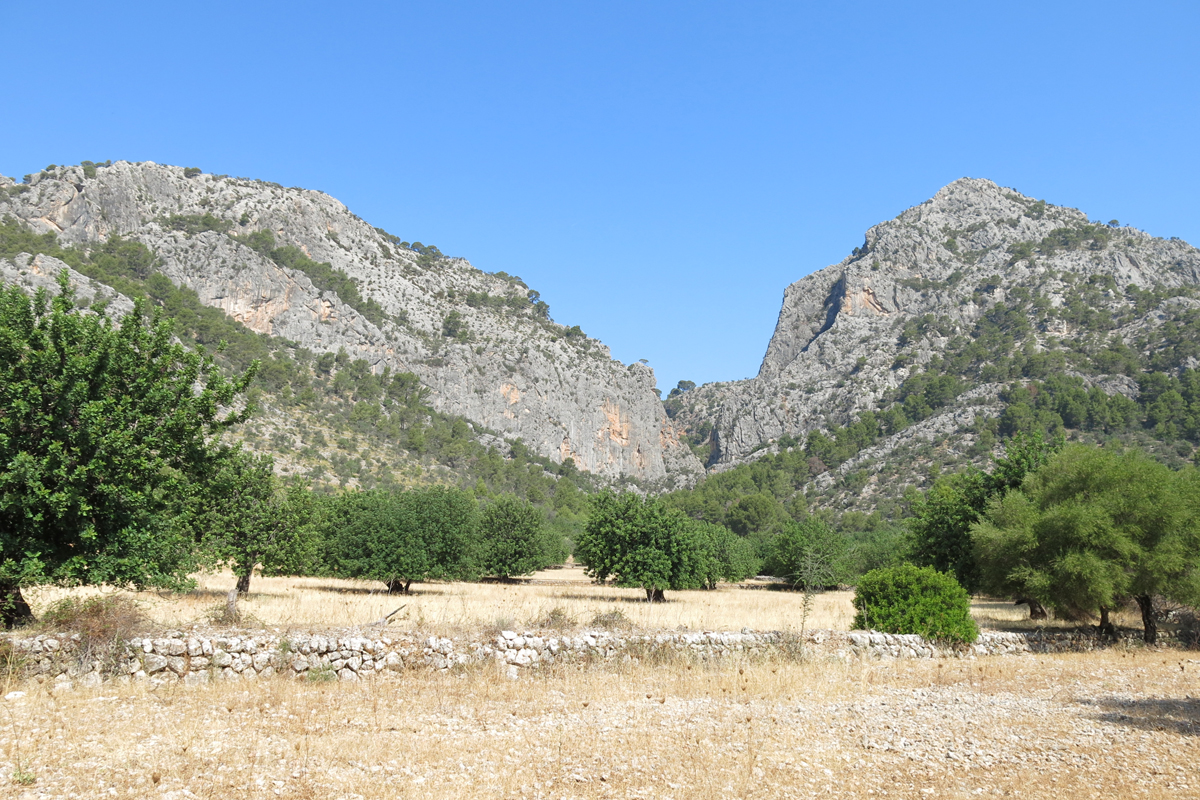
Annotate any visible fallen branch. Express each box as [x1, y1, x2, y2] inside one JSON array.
[[370, 605, 406, 626]]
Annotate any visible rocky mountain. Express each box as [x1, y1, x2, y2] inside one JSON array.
[[0, 161, 702, 487], [668, 178, 1200, 511]]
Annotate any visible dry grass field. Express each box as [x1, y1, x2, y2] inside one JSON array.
[[21, 568, 1146, 635], [1, 649, 1197, 799], [9, 572, 1191, 798]]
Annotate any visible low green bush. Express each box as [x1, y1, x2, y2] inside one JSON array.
[[851, 565, 978, 644]]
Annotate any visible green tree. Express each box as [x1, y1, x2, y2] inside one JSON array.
[[189, 448, 318, 595], [972, 445, 1200, 642], [690, 521, 760, 589], [575, 491, 704, 602], [764, 518, 847, 587], [909, 432, 1061, 594], [479, 495, 556, 578], [0, 276, 255, 627], [325, 487, 479, 593]]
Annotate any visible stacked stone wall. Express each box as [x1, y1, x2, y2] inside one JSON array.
[[1, 627, 1181, 689]]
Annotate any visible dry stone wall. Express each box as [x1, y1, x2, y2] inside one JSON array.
[[2, 627, 1179, 690]]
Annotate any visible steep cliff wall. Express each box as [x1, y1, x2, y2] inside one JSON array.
[[671, 178, 1200, 472], [0, 163, 702, 485]]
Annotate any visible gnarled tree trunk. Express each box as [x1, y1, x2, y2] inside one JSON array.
[[645, 587, 665, 603], [386, 579, 412, 594], [1015, 597, 1048, 620], [1, 582, 33, 629], [1135, 595, 1157, 645], [1097, 606, 1117, 639], [236, 570, 252, 595]]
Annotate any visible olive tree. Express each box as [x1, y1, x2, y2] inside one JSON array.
[[972, 445, 1200, 642], [909, 432, 1061, 608], [0, 275, 255, 627]]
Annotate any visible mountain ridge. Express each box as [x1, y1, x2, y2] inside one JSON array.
[[0, 161, 702, 487]]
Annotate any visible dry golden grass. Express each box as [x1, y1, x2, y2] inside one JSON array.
[[1, 648, 1197, 798], [25, 569, 1140, 636], [24, 568, 858, 634]]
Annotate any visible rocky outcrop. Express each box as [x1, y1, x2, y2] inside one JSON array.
[[0, 163, 702, 484], [671, 178, 1200, 471]]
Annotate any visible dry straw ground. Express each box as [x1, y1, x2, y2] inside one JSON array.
[[2, 650, 1197, 799], [20, 567, 1145, 635], [5, 573, 1190, 799]]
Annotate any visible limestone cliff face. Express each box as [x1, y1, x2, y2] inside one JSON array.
[[0, 163, 702, 485], [671, 178, 1200, 468]]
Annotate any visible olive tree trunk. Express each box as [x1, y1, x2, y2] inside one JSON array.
[[0, 582, 33, 629], [1097, 606, 1117, 639], [1135, 595, 1157, 645], [644, 587, 665, 603], [386, 579, 412, 594]]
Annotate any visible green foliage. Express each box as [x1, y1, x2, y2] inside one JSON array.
[[478, 495, 559, 578], [442, 310, 468, 339], [576, 491, 712, 601], [972, 445, 1200, 633], [323, 486, 480, 592], [182, 167, 202, 178], [187, 448, 319, 593], [0, 275, 255, 625], [162, 213, 231, 236], [691, 521, 760, 588], [852, 565, 978, 644], [908, 432, 1062, 591], [763, 518, 847, 586]]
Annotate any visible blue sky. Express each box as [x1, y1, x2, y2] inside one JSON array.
[[2, 2, 1197, 393]]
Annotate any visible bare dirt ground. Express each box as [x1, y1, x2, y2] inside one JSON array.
[[1, 649, 1197, 799]]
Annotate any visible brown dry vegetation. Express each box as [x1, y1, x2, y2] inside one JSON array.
[[6, 576, 1195, 798], [1, 649, 1197, 798], [22, 569, 1145, 636]]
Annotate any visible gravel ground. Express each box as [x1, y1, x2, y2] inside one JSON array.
[[1, 650, 1196, 798]]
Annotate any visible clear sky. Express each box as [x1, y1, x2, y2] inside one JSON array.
[[2, 2, 1197, 393]]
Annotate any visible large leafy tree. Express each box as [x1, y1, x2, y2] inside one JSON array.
[[691, 520, 760, 589], [764, 518, 847, 588], [909, 432, 1062, 595], [576, 490, 707, 602], [972, 445, 1200, 642], [325, 486, 479, 593], [0, 275, 255, 627], [478, 495, 557, 579], [188, 448, 318, 595]]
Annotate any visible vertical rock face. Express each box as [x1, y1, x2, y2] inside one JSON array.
[[671, 178, 1200, 468], [0, 162, 702, 485]]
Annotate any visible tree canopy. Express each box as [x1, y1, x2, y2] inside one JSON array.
[[0, 275, 255, 626], [323, 486, 480, 593], [972, 444, 1200, 642], [575, 491, 753, 601], [909, 432, 1062, 592]]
